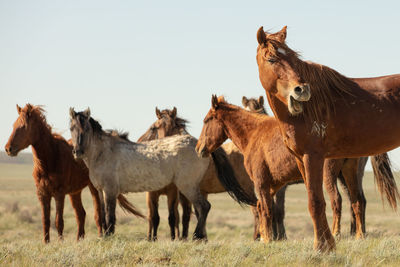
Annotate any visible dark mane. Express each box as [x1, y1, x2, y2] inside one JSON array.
[[76, 112, 131, 141], [266, 36, 356, 123]]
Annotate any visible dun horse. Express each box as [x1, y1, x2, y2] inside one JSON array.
[[256, 26, 400, 251], [69, 108, 243, 239], [196, 96, 398, 246], [4, 104, 141, 242], [138, 107, 259, 241]]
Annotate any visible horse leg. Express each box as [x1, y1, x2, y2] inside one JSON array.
[[254, 177, 273, 243], [323, 159, 344, 237], [97, 189, 107, 232], [87, 182, 103, 237], [167, 187, 180, 240], [54, 194, 66, 240], [179, 192, 192, 240], [250, 205, 260, 241], [180, 188, 210, 240], [38, 194, 51, 243], [273, 185, 287, 240], [69, 192, 86, 240], [302, 154, 335, 252], [341, 158, 365, 239], [146, 191, 160, 241], [104, 191, 117, 235]]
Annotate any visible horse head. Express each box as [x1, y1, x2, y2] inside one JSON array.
[[256, 26, 310, 115], [196, 95, 229, 158]]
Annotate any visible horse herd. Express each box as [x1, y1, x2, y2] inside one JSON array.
[[4, 26, 400, 252]]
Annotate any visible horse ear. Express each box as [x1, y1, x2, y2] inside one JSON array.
[[83, 107, 91, 119], [16, 104, 22, 114], [26, 104, 33, 116], [257, 26, 267, 45], [242, 96, 249, 107], [69, 107, 76, 119], [155, 107, 162, 119], [171, 107, 177, 118], [275, 26, 287, 43], [258, 96, 264, 106], [211, 95, 219, 110]]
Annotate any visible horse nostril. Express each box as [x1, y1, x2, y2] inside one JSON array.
[[294, 86, 302, 94]]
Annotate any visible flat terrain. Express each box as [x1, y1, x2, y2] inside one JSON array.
[[0, 162, 400, 266]]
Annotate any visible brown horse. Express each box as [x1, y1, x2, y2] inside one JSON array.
[[4, 104, 139, 242], [138, 107, 259, 241], [195, 96, 398, 246], [242, 96, 396, 237], [256, 26, 400, 251]]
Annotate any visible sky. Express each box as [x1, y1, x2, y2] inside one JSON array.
[[1, 0, 400, 170]]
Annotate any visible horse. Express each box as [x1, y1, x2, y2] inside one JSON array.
[[4, 104, 141, 242], [138, 107, 260, 241], [256, 26, 400, 251], [137, 107, 191, 241], [195, 95, 398, 246], [242, 96, 398, 237], [69, 108, 240, 239]]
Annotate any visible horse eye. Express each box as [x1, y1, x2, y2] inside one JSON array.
[[268, 57, 277, 64]]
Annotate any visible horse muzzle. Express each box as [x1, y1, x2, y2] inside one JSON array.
[[5, 145, 18, 157], [288, 84, 311, 115]]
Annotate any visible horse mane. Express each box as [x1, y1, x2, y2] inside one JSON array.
[[22, 104, 64, 139], [266, 37, 357, 123], [137, 123, 157, 142], [76, 112, 131, 141], [217, 96, 269, 121]]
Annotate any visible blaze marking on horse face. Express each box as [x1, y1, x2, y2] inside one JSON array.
[[277, 48, 287, 55]]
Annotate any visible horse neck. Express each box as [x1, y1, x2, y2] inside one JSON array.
[[30, 119, 56, 173], [266, 93, 292, 123], [83, 133, 110, 168], [218, 107, 265, 152]]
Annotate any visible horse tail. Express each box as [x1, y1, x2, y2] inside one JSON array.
[[211, 147, 257, 206], [371, 153, 400, 211], [117, 194, 146, 219]]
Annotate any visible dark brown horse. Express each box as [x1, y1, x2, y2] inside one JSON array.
[[195, 96, 398, 246], [137, 108, 191, 240], [4, 104, 139, 242], [256, 26, 400, 251], [138, 107, 259, 241]]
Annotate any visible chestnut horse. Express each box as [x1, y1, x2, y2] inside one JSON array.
[[256, 26, 400, 251], [4, 104, 141, 242], [138, 107, 259, 241], [196, 96, 398, 245]]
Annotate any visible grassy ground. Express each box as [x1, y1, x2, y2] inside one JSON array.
[[0, 162, 400, 266]]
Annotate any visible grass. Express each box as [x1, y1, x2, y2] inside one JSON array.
[[0, 162, 400, 266]]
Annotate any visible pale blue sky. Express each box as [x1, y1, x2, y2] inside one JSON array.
[[1, 1, 400, 170]]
